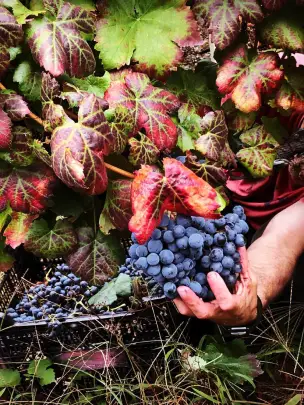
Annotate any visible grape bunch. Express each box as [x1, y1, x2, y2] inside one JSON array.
[[5, 264, 99, 338], [120, 205, 249, 300]]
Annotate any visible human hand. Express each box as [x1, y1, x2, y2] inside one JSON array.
[[173, 247, 258, 326]]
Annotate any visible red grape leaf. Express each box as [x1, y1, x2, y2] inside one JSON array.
[[227, 110, 256, 132], [129, 165, 168, 244], [216, 44, 283, 113], [0, 126, 35, 166], [195, 111, 228, 162], [236, 125, 279, 177], [3, 212, 38, 249], [275, 64, 304, 112], [66, 227, 124, 285], [0, 161, 56, 213], [108, 107, 134, 154], [0, 6, 23, 77], [24, 218, 78, 259], [95, 0, 202, 78], [51, 94, 112, 195], [260, 11, 304, 52], [261, 0, 287, 10], [0, 107, 12, 149], [185, 152, 228, 187], [193, 0, 263, 50], [164, 158, 220, 219], [99, 179, 132, 233], [28, 1, 95, 77], [128, 133, 160, 168], [129, 159, 220, 243], [0, 92, 30, 121], [41, 72, 68, 132], [104, 72, 181, 151], [0, 236, 13, 272]]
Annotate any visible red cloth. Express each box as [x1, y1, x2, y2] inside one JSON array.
[[227, 167, 304, 230]]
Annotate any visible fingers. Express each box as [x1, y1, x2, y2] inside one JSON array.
[[177, 287, 216, 319], [207, 272, 235, 311], [238, 246, 250, 280], [173, 298, 194, 317]]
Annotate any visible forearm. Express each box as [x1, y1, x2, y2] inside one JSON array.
[[248, 199, 304, 307]]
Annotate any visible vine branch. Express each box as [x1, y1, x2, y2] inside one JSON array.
[[0, 82, 135, 179]]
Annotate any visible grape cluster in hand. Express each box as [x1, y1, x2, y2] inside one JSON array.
[[121, 206, 248, 300], [5, 264, 99, 338]]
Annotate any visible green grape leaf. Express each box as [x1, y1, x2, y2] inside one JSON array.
[[274, 64, 304, 112], [0, 127, 34, 167], [261, 116, 288, 144], [0, 6, 23, 76], [128, 133, 159, 167], [0, 0, 44, 24], [65, 72, 111, 98], [95, 0, 202, 78], [99, 179, 132, 233], [98, 211, 115, 235], [0, 369, 21, 387], [108, 107, 133, 154], [27, 0, 96, 77], [0, 92, 30, 121], [236, 125, 279, 178], [89, 273, 132, 307], [24, 218, 78, 258], [217, 44, 284, 113], [31, 140, 52, 167], [166, 64, 220, 111], [13, 61, 42, 102], [3, 212, 38, 249], [176, 104, 202, 152], [66, 227, 124, 285], [8, 46, 21, 60], [195, 111, 228, 162], [104, 71, 180, 151], [27, 359, 56, 386], [259, 11, 304, 52], [0, 204, 12, 232], [0, 236, 14, 272], [185, 152, 227, 187], [193, 0, 263, 50], [51, 94, 112, 195], [0, 161, 56, 213], [0, 107, 12, 149], [41, 72, 68, 132]]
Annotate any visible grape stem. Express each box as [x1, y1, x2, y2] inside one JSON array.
[[0, 82, 135, 180]]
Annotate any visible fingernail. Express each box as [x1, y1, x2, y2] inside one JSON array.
[[208, 272, 218, 280], [178, 287, 188, 298]]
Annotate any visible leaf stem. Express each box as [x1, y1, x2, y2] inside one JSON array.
[[0, 82, 135, 180]]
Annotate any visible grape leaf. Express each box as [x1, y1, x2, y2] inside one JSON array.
[[0, 0, 44, 24], [195, 111, 228, 162], [0, 6, 23, 76], [95, 0, 202, 78], [66, 227, 124, 285], [0, 126, 35, 166], [227, 110, 256, 132], [128, 133, 159, 167], [0, 369, 20, 387], [64, 72, 111, 98], [216, 44, 284, 113], [193, 0, 263, 50], [27, 0, 96, 77], [176, 104, 201, 152], [27, 359, 55, 386], [99, 179, 132, 233], [0, 92, 30, 121], [185, 152, 227, 187], [129, 159, 220, 243], [104, 72, 180, 151], [261, 0, 287, 10], [129, 166, 168, 244], [108, 107, 134, 154], [41, 72, 68, 132], [88, 273, 132, 307], [236, 125, 279, 178], [0, 236, 13, 272], [261, 116, 288, 144], [259, 11, 304, 52], [0, 107, 11, 149], [24, 218, 78, 258], [0, 161, 56, 213], [51, 94, 112, 195], [0, 204, 12, 232], [4, 212, 38, 249], [31, 140, 52, 167], [166, 64, 220, 111], [275, 64, 304, 112], [13, 61, 42, 102]]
